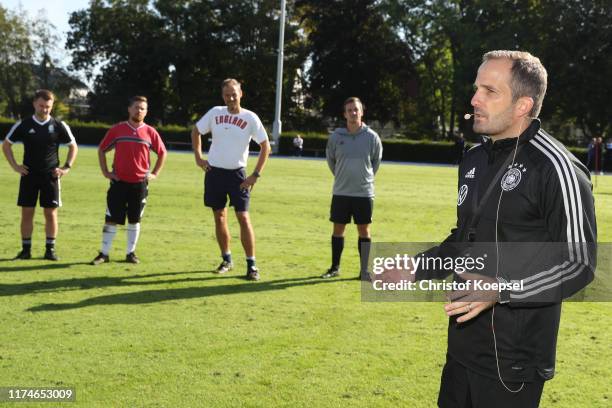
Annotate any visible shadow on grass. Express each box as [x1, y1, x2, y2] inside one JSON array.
[[0, 261, 91, 272], [0, 270, 232, 297], [26, 275, 355, 312]]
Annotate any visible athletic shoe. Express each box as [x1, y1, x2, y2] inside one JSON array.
[[215, 260, 233, 274], [44, 248, 59, 261], [14, 249, 31, 260], [125, 252, 140, 264], [246, 266, 260, 281], [321, 268, 340, 279], [90, 252, 109, 265]]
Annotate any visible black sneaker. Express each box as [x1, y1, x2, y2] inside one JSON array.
[[125, 252, 140, 264], [15, 249, 31, 260], [246, 266, 260, 281], [215, 260, 233, 274], [44, 248, 59, 261], [321, 268, 340, 279], [90, 252, 109, 265]]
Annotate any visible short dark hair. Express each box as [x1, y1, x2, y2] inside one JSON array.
[[34, 89, 55, 101], [482, 50, 547, 117], [129, 95, 148, 106], [221, 78, 242, 91], [343, 96, 364, 112]]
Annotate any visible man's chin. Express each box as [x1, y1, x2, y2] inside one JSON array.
[[472, 123, 490, 134]]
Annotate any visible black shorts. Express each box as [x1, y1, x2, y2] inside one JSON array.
[[18, 173, 61, 208], [438, 354, 544, 408], [105, 180, 148, 225], [204, 167, 249, 212], [329, 195, 373, 224]]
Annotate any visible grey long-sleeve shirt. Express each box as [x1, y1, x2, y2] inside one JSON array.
[[326, 125, 382, 197]]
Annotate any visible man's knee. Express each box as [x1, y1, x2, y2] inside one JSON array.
[[43, 208, 57, 218], [235, 211, 251, 226], [213, 208, 227, 223], [21, 207, 36, 219], [333, 223, 346, 236], [356, 223, 371, 237]]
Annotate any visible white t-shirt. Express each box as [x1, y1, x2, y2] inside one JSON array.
[[196, 106, 268, 169]]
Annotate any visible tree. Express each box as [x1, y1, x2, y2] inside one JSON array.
[[536, 0, 612, 138], [296, 0, 417, 127], [0, 5, 34, 118], [66, 0, 308, 125], [385, 0, 459, 137], [67, 0, 171, 123]]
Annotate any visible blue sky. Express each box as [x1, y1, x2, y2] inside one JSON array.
[[2, 0, 89, 36], [2, 0, 92, 83]]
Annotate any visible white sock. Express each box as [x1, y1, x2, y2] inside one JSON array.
[[101, 224, 117, 255], [126, 223, 141, 254]]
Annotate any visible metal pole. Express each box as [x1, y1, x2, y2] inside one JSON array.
[[272, 0, 287, 154]]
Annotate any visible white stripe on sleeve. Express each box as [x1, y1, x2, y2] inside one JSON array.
[[5, 120, 22, 143]]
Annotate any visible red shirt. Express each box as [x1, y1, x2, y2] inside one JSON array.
[[99, 122, 166, 183]]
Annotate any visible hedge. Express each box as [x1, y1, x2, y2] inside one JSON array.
[[0, 119, 199, 150], [0, 119, 590, 166]]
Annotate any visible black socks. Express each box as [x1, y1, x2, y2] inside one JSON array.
[[331, 235, 344, 270], [358, 237, 372, 273]]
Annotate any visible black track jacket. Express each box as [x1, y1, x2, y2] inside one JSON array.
[[417, 120, 597, 382]]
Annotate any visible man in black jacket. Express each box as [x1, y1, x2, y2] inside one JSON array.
[[410, 51, 596, 407]]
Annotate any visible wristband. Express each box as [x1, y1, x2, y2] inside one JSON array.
[[252, 170, 261, 178], [63, 162, 72, 169]]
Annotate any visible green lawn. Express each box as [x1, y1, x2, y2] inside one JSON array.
[[0, 146, 610, 407]]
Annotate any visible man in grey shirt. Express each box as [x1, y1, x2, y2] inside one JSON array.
[[322, 97, 382, 279]]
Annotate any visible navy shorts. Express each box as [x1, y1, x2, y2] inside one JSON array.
[[204, 167, 249, 212], [18, 172, 61, 208], [330, 195, 373, 224], [105, 180, 148, 225]]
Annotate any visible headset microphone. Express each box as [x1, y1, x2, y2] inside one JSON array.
[[464, 113, 474, 120]]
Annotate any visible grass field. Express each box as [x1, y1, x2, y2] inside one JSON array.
[[0, 146, 610, 407]]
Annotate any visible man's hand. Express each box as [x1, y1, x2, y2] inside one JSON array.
[[52, 167, 69, 178], [239, 175, 258, 191], [377, 260, 416, 284], [195, 157, 210, 171], [444, 272, 499, 323], [146, 173, 157, 181], [444, 300, 496, 323], [102, 169, 119, 181], [13, 164, 29, 176]]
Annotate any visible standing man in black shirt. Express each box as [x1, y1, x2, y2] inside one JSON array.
[[2, 89, 78, 260], [389, 51, 596, 407]]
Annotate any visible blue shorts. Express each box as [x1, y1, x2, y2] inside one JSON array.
[[204, 167, 250, 212]]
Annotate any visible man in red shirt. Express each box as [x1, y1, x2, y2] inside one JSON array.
[[90, 96, 167, 265]]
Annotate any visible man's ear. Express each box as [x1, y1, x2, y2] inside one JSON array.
[[516, 96, 534, 118]]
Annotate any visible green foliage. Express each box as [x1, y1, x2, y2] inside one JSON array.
[[0, 115, 591, 166], [5, 0, 609, 141], [0, 5, 34, 118], [278, 133, 460, 162], [385, 0, 612, 141], [296, 0, 417, 127], [0, 148, 610, 406], [66, 0, 308, 125], [536, 0, 612, 137]]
